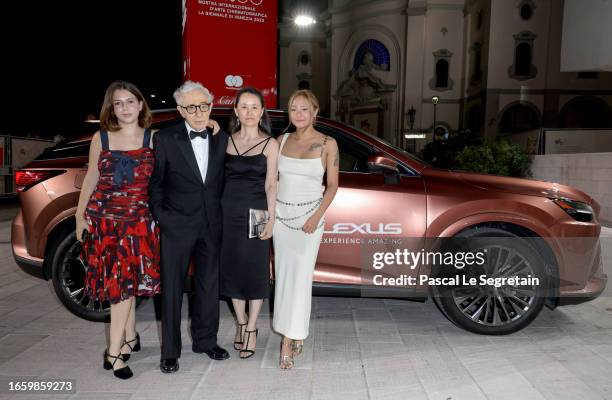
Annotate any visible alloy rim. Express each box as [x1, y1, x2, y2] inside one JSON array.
[[59, 241, 110, 315], [451, 244, 537, 326]]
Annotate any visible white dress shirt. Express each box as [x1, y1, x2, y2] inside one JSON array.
[[185, 121, 209, 182]]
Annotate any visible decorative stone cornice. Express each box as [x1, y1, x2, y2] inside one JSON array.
[[328, 0, 406, 15], [433, 49, 453, 58], [329, 6, 408, 30], [513, 31, 538, 41]]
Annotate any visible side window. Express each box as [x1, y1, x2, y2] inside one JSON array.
[[35, 142, 90, 160], [397, 163, 414, 176], [316, 125, 372, 173], [270, 116, 290, 138], [214, 116, 232, 133], [152, 118, 182, 130], [36, 121, 100, 160]]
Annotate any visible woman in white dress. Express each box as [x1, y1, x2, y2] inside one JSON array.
[[273, 90, 339, 369]]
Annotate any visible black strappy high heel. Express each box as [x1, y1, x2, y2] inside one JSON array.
[[103, 349, 133, 380], [234, 322, 247, 351], [239, 329, 258, 359], [121, 332, 141, 361]]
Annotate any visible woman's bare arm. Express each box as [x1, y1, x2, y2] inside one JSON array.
[[259, 137, 279, 240], [75, 132, 102, 241], [302, 137, 339, 233]]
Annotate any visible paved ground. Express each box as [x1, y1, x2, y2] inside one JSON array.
[[1, 204, 612, 400]]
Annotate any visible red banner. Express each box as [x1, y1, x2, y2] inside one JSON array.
[[183, 0, 278, 108]]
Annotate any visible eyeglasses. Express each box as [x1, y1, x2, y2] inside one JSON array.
[[180, 103, 211, 114]]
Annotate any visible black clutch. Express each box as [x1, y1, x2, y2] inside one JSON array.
[[249, 208, 270, 239]]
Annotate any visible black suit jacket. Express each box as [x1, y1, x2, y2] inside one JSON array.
[[149, 122, 229, 241]]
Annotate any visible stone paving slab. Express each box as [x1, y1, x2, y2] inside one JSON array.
[[0, 216, 611, 399]]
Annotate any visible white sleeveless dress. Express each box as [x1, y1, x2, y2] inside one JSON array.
[[272, 133, 325, 340]]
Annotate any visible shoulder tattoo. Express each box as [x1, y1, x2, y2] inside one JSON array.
[[308, 143, 323, 152]]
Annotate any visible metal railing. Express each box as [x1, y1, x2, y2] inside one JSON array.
[[0, 135, 55, 197]]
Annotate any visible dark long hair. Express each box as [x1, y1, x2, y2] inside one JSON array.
[[99, 80, 151, 132], [229, 87, 272, 135]]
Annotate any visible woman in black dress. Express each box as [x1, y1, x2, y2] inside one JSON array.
[[220, 87, 279, 358]]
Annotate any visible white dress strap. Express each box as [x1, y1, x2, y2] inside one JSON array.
[[279, 132, 290, 152]]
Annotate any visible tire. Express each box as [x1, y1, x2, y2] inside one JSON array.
[[433, 228, 548, 335], [49, 231, 143, 322]]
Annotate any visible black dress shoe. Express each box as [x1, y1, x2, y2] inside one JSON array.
[[160, 358, 179, 374], [197, 345, 229, 360]]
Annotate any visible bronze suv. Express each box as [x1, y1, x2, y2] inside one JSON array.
[[11, 109, 607, 334]]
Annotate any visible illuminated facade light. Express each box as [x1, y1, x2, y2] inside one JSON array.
[[295, 15, 316, 26]]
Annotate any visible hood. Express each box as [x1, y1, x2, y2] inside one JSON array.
[[449, 170, 594, 205]]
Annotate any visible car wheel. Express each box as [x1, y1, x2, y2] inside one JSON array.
[[49, 231, 143, 322], [433, 228, 548, 335]]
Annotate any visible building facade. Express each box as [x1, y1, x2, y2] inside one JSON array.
[[279, 0, 612, 152]]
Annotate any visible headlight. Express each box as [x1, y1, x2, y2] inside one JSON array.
[[551, 198, 595, 222]]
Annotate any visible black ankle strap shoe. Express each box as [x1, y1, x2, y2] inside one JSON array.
[[121, 332, 141, 361], [103, 349, 133, 380]]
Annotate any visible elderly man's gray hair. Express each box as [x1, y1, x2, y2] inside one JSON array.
[[173, 81, 214, 105]]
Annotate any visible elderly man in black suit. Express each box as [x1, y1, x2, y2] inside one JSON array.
[[149, 80, 230, 373]]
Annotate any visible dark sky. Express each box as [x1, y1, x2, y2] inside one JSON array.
[[0, 0, 326, 139], [1, 1, 183, 138]]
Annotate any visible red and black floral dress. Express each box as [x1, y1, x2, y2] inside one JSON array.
[[83, 129, 161, 304]]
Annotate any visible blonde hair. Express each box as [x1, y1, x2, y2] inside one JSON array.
[[287, 89, 320, 117]]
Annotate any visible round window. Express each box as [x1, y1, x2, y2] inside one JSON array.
[[520, 4, 533, 20]]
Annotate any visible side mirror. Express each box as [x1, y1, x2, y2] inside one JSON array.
[[367, 153, 400, 184], [367, 153, 399, 174]]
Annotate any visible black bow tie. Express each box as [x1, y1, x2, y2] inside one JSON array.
[[189, 130, 208, 140]]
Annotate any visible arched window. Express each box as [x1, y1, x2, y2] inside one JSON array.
[[499, 103, 541, 134], [435, 59, 449, 88], [560, 96, 612, 128], [353, 39, 390, 71], [430, 49, 454, 91], [515, 43, 531, 76], [298, 52, 310, 66], [509, 31, 537, 80]]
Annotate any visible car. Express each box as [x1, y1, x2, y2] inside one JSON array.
[[11, 108, 607, 334]]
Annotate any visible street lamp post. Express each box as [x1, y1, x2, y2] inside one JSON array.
[[431, 96, 439, 141], [406, 105, 416, 151]]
